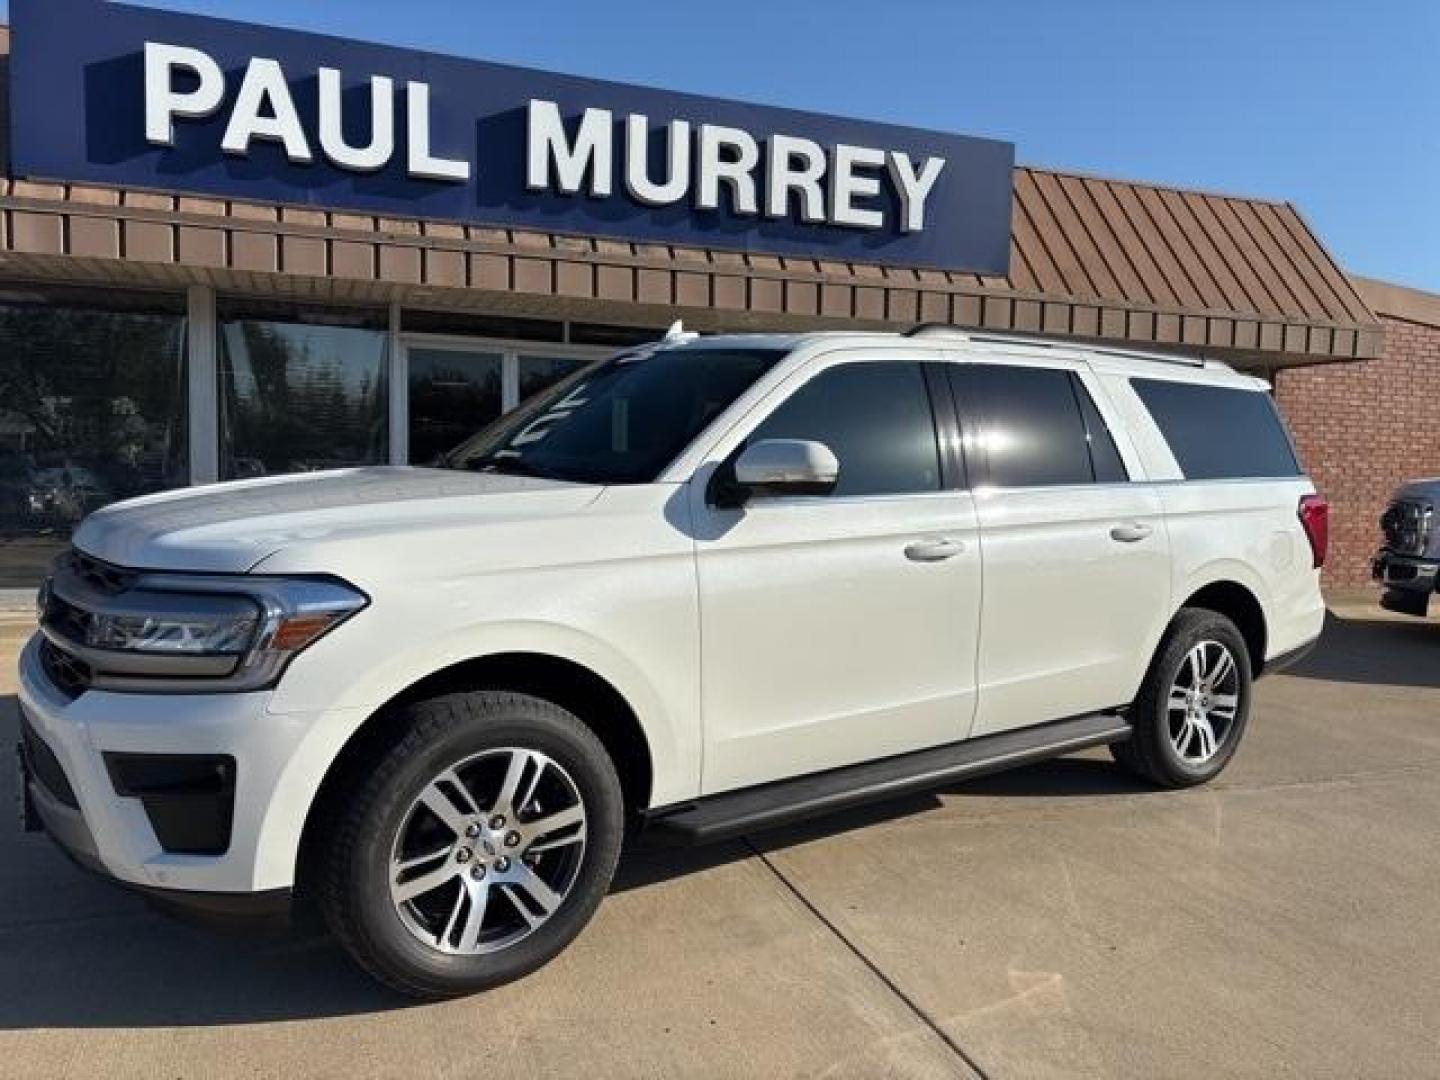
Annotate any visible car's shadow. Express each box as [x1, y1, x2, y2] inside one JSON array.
[[615, 755, 1152, 890], [1285, 611, 1440, 688]]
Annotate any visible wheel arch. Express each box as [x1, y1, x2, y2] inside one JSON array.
[[1177, 578, 1268, 676], [293, 651, 657, 896]]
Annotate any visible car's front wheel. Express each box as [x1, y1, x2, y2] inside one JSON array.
[[315, 691, 624, 999], [1111, 607, 1253, 787]]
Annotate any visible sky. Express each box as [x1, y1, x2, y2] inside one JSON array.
[[4, 0, 1438, 292]]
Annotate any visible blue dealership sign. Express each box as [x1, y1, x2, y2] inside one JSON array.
[[8, 0, 1014, 275]]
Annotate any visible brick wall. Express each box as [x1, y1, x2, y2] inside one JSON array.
[[1275, 312, 1440, 587]]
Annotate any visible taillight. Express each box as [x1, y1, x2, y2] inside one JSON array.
[[1298, 493, 1329, 569]]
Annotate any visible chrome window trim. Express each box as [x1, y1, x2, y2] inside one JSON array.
[[739, 486, 978, 510]]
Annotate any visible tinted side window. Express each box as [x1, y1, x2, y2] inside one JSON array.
[[950, 364, 1092, 487], [1131, 378, 1300, 479], [1074, 380, 1129, 483], [750, 362, 941, 497]]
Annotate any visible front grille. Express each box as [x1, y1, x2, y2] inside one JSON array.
[[36, 547, 123, 700], [19, 712, 80, 809], [40, 638, 92, 700], [41, 589, 92, 645], [1380, 500, 1432, 557]]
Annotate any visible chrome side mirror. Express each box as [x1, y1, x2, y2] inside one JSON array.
[[731, 439, 840, 499]]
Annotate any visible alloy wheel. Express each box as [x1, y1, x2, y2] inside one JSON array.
[[388, 748, 588, 955], [1166, 639, 1241, 765]]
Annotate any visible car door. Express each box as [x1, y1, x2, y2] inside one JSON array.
[[688, 351, 982, 795], [949, 357, 1172, 737]]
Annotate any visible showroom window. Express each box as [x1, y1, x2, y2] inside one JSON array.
[[518, 355, 588, 403], [407, 347, 505, 466], [218, 302, 389, 479], [397, 309, 605, 465], [0, 288, 187, 587]]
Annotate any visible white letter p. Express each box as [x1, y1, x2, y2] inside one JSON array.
[[144, 41, 226, 147]]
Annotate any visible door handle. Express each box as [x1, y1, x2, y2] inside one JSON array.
[[904, 538, 966, 562], [1109, 522, 1154, 543]]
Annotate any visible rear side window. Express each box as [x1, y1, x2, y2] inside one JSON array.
[[950, 364, 1126, 487], [1131, 378, 1300, 480], [749, 361, 941, 498]]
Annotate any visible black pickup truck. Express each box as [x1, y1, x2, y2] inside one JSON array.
[[1373, 480, 1440, 616]]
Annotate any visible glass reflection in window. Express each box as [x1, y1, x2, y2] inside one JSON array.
[[219, 312, 388, 479], [408, 348, 504, 465], [0, 292, 187, 587], [518, 354, 587, 405]]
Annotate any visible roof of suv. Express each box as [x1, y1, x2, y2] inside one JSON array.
[[666, 328, 1251, 385]]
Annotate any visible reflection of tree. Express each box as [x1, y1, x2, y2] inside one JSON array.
[[408, 356, 503, 465], [0, 305, 186, 495], [221, 321, 387, 474]]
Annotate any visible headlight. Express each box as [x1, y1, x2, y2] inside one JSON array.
[[39, 557, 368, 693], [85, 591, 259, 655]]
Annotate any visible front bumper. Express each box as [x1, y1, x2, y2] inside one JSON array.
[[1371, 550, 1438, 616], [17, 723, 291, 924], [16, 632, 359, 898]]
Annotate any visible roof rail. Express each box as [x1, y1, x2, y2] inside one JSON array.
[[900, 323, 1206, 369]]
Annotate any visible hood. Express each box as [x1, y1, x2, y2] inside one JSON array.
[[73, 467, 602, 573]]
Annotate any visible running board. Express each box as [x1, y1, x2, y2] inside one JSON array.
[[643, 712, 1131, 846]]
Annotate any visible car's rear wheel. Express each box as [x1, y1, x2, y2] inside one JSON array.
[[1111, 607, 1252, 787], [315, 691, 624, 999]]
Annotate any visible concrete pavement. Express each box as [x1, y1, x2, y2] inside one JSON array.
[[2, 607, 1438, 1079]]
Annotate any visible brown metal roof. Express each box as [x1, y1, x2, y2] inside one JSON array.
[[0, 27, 1381, 365], [1009, 168, 1371, 324], [991, 166, 1381, 360]]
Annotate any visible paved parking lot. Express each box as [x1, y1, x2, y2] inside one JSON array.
[[3, 606, 1439, 1079]]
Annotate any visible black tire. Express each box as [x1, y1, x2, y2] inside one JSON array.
[[1110, 607, 1253, 788], [314, 691, 624, 999]]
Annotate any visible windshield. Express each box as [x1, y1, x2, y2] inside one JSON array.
[[438, 345, 785, 484]]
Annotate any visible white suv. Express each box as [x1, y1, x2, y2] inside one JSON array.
[[17, 325, 1327, 997]]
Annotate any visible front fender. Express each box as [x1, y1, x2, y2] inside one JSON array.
[[249, 619, 694, 891], [328, 618, 681, 786]]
